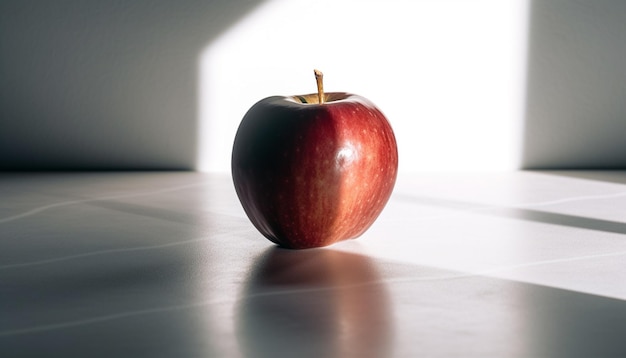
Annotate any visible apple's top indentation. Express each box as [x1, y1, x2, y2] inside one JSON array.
[[290, 92, 351, 105]]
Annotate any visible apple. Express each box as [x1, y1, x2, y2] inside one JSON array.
[[231, 70, 398, 249]]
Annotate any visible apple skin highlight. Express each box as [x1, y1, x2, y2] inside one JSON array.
[[232, 92, 398, 249]]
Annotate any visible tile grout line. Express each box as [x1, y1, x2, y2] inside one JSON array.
[[0, 230, 250, 270], [0, 181, 210, 225]]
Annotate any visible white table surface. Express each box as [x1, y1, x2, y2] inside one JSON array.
[[1, 171, 626, 357]]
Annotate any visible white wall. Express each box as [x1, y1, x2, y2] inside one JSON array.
[[1, 0, 625, 172], [522, 0, 626, 169], [199, 0, 530, 172], [0, 0, 265, 170]]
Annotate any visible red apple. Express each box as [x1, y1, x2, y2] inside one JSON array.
[[231, 70, 398, 249]]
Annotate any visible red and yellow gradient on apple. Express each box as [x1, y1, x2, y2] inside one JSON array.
[[232, 70, 398, 249]]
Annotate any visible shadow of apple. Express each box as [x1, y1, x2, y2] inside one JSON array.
[[236, 247, 393, 358]]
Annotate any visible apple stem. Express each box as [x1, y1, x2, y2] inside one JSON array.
[[314, 69, 325, 104]]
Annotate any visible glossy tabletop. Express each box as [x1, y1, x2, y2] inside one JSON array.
[[1, 171, 626, 357]]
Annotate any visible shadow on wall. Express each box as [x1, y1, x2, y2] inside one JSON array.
[[0, 0, 266, 170], [522, 0, 626, 169]]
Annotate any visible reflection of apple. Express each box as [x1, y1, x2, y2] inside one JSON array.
[[232, 70, 398, 249], [237, 248, 392, 358]]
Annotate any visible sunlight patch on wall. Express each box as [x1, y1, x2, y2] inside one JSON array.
[[198, 0, 529, 172]]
